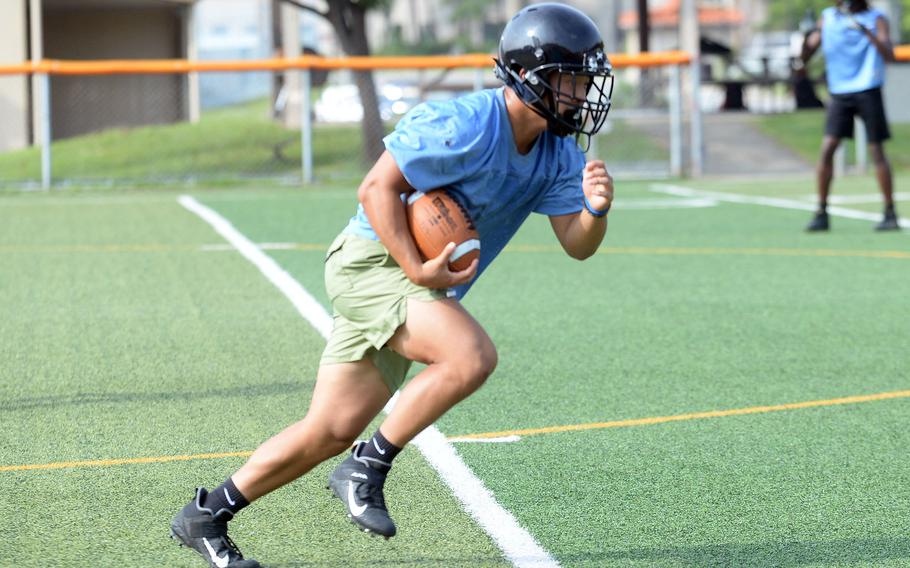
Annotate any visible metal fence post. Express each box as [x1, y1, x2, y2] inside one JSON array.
[[854, 117, 867, 174], [300, 67, 313, 184], [669, 63, 683, 177], [40, 72, 52, 190], [689, 57, 704, 177], [185, 2, 200, 124], [473, 67, 484, 92], [834, 144, 846, 177]]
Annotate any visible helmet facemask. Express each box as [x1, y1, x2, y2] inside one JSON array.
[[497, 56, 614, 151]]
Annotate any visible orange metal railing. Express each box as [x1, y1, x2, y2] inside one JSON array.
[[0, 51, 693, 76], [3, 47, 909, 77], [1, 50, 702, 189]]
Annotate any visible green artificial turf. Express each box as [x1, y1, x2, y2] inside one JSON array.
[[756, 110, 910, 172], [2, 180, 908, 567], [0, 190, 507, 567]]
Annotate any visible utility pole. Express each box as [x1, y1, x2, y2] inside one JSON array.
[[680, 0, 703, 176], [280, 0, 302, 128], [637, 0, 650, 53], [888, 0, 902, 43], [29, 0, 43, 145], [600, 0, 621, 53], [638, 0, 652, 105]]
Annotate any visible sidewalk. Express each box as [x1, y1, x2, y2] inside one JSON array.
[[700, 112, 812, 177]]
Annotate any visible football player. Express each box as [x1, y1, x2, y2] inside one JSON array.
[[170, 4, 614, 566]]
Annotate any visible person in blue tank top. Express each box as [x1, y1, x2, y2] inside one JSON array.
[[169, 5, 615, 566], [799, 0, 899, 231]]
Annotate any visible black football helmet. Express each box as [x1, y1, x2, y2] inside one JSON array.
[[494, 3, 613, 146]]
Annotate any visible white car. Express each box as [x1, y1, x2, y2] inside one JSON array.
[[314, 83, 421, 123], [738, 31, 804, 80]]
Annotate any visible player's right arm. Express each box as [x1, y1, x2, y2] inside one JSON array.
[[799, 18, 823, 67], [358, 151, 477, 289]]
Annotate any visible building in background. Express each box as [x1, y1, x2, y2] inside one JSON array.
[[0, 2, 29, 152], [619, 0, 746, 54], [373, 0, 525, 51], [195, 0, 272, 108], [0, 0, 197, 150], [369, 0, 629, 55], [2, 0, 906, 153], [45, 0, 198, 140]]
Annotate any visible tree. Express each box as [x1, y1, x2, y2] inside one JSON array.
[[281, 0, 389, 163], [766, 0, 829, 30], [443, 0, 533, 52], [766, 0, 910, 35], [445, 0, 490, 21]]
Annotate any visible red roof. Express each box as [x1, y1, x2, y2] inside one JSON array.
[[619, 0, 744, 29]]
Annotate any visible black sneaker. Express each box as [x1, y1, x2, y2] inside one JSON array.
[[875, 212, 900, 231], [170, 488, 260, 568], [806, 211, 829, 232], [327, 441, 396, 538]]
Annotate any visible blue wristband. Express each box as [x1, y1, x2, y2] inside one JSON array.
[[583, 194, 609, 217]]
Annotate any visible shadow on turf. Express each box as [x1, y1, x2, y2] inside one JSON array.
[[592, 537, 910, 566], [0, 380, 312, 412]]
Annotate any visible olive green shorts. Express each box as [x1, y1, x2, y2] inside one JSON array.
[[320, 232, 447, 393]]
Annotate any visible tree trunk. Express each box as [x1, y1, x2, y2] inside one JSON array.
[[637, 0, 653, 107], [326, 1, 386, 164]]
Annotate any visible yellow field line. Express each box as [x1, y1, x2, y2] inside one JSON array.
[[0, 451, 252, 473], [4, 389, 908, 473], [535, 245, 910, 259], [451, 389, 910, 440], [1, 242, 908, 259]]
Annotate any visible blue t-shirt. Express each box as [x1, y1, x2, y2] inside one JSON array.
[[822, 7, 886, 94], [343, 87, 586, 298]]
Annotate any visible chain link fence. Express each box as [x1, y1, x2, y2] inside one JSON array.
[[592, 65, 679, 179], [0, 55, 695, 189]]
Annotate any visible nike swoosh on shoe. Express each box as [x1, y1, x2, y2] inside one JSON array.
[[347, 481, 368, 517], [203, 537, 230, 568]]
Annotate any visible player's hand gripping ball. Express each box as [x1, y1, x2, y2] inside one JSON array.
[[406, 189, 480, 272]]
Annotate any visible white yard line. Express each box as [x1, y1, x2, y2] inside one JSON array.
[[651, 183, 910, 229], [448, 435, 523, 444], [178, 196, 333, 337], [794, 192, 910, 205], [178, 195, 559, 568], [616, 197, 718, 209]]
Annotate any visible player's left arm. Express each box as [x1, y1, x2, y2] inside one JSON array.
[[548, 160, 613, 260], [858, 14, 895, 62]]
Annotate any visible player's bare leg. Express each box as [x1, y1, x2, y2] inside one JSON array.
[[816, 135, 841, 207], [807, 135, 841, 231], [171, 360, 390, 566], [327, 297, 497, 538], [870, 143, 899, 230], [382, 297, 497, 444], [869, 143, 894, 206], [233, 359, 392, 500]]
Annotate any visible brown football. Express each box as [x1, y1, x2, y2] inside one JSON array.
[[406, 189, 480, 272]]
